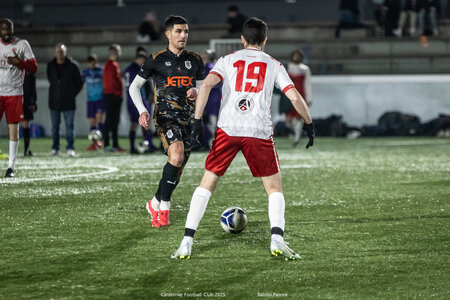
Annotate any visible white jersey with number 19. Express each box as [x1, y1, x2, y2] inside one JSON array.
[[210, 47, 294, 139]]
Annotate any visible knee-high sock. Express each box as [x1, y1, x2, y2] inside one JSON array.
[[185, 187, 212, 234], [159, 162, 180, 211], [268, 192, 285, 233], [23, 128, 30, 152], [8, 140, 19, 169]]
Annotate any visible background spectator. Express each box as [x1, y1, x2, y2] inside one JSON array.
[[102, 43, 125, 152], [418, 0, 441, 36], [136, 11, 161, 43], [200, 49, 221, 150], [374, 0, 401, 37], [82, 54, 104, 151], [393, 0, 418, 37], [226, 5, 247, 37], [286, 49, 312, 148], [22, 71, 37, 156], [47, 43, 83, 157], [335, 0, 368, 37], [123, 47, 155, 154]]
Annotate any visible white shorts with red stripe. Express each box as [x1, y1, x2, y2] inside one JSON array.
[[205, 128, 280, 177]]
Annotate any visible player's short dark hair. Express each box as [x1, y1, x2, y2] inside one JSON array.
[[290, 49, 304, 60], [164, 15, 188, 31], [87, 54, 97, 62], [136, 46, 147, 56], [242, 17, 267, 46]]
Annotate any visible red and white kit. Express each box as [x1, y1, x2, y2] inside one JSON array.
[[206, 47, 295, 177], [0, 37, 37, 122], [286, 62, 311, 118]]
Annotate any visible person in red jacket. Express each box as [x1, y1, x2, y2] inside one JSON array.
[[0, 19, 37, 177], [102, 43, 125, 152]]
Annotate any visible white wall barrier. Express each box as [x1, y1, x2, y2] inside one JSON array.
[[1, 75, 450, 137]]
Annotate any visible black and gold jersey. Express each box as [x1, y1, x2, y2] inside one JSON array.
[[138, 48, 205, 125]]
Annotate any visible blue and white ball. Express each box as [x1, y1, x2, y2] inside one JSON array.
[[220, 207, 247, 234]]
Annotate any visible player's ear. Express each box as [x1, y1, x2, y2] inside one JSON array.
[[240, 35, 246, 47], [165, 29, 170, 39]]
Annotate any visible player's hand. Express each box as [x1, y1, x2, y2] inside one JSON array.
[[190, 118, 203, 149], [138, 112, 151, 130], [186, 88, 198, 101], [7, 49, 21, 67], [303, 122, 315, 149]]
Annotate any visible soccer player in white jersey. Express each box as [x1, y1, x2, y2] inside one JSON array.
[[172, 18, 315, 260], [0, 19, 37, 178], [286, 49, 312, 148]]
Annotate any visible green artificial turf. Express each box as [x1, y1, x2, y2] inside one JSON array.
[[0, 137, 449, 299]]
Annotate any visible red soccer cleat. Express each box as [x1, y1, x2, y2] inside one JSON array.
[[158, 210, 170, 227], [146, 201, 160, 228], [86, 143, 98, 151]]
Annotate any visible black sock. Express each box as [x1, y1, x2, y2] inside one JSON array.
[[271, 227, 284, 237], [160, 162, 180, 201], [23, 128, 30, 152], [184, 228, 196, 238], [129, 130, 136, 151]]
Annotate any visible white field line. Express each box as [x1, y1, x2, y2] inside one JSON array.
[[0, 165, 119, 184]]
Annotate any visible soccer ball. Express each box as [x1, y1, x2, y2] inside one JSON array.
[[136, 140, 150, 154], [88, 129, 103, 142], [220, 207, 247, 234]]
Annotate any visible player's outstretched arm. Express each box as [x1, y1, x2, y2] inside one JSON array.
[[129, 75, 149, 115], [285, 88, 314, 148], [194, 73, 222, 119]]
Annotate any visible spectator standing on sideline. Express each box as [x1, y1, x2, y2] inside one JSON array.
[[103, 44, 125, 152], [123, 47, 155, 154], [22, 71, 37, 156], [393, 0, 418, 37], [0, 18, 37, 177], [286, 50, 312, 148], [226, 5, 247, 37], [82, 54, 104, 151], [47, 43, 83, 157]]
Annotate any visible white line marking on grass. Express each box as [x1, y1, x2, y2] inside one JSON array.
[[0, 165, 119, 184]]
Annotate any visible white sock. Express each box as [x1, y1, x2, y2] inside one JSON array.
[[181, 236, 193, 246], [185, 187, 212, 231], [160, 200, 170, 211], [151, 197, 160, 211], [271, 233, 284, 244], [268, 192, 285, 231], [8, 140, 18, 169]]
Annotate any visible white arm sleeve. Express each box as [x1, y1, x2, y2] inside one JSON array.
[[129, 75, 148, 115]]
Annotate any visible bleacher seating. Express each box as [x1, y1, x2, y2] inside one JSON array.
[[16, 21, 450, 77]]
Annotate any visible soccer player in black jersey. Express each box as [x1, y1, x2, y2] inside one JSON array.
[[129, 15, 205, 228]]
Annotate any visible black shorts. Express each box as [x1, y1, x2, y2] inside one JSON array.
[[156, 117, 194, 154], [22, 102, 34, 121]]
